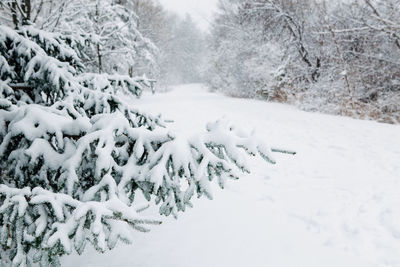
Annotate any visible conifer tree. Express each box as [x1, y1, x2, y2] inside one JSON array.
[[0, 23, 287, 266]]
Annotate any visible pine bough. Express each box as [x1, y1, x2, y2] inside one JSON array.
[[0, 25, 291, 266]]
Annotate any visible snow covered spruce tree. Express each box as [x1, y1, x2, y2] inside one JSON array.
[[0, 22, 287, 266]]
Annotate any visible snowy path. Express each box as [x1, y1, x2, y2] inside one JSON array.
[[63, 84, 400, 267]]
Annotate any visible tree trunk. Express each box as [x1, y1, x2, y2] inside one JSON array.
[[21, 0, 31, 25], [97, 44, 103, 74], [129, 66, 133, 77], [9, 1, 19, 29], [25, 0, 31, 22]]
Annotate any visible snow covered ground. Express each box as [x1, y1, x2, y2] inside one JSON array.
[[63, 84, 400, 267]]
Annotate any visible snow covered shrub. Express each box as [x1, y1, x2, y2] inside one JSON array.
[[207, 0, 400, 123], [0, 25, 284, 266], [61, 0, 158, 76]]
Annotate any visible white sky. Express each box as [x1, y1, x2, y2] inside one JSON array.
[[158, 0, 218, 31]]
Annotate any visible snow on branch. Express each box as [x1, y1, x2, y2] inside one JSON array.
[[0, 25, 79, 104], [77, 73, 148, 97], [0, 97, 283, 262], [0, 184, 160, 265]]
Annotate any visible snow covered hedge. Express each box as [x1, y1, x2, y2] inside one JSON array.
[[0, 25, 286, 266]]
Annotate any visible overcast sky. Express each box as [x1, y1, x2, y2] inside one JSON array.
[[158, 0, 218, 31]]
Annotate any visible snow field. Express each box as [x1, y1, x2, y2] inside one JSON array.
[[64, 84, 400, 267]]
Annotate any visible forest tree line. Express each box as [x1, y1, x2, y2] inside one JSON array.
[[0, 0, 205, 86], [207, 0, 400, 124]]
